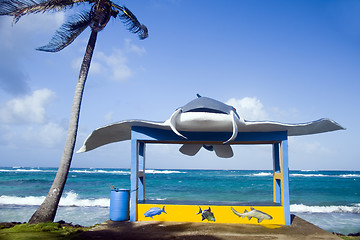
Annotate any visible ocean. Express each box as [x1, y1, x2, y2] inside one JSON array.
[[0, 167, 359, 235]]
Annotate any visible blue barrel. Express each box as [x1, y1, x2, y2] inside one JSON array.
[[110, 189, 130, 221]]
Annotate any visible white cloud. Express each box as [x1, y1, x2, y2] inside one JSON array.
[[97, 49, 132, 81], [0, 12, 65, 49], [22, 122, 67, 147], [289, 138, 334, 155], [104, 112, 114, 123], [226, 97, 268, 120], [16, 12, 65, 33], [125, 38, 146, 55], [73, 49, 132, 82], [111, 62, 132, 81], [0, 12, 65, 95], [0, 125, 14, 145], [0, 88, 67, 149], [70, 38, 147, 82], [0, 89, 56, 124]]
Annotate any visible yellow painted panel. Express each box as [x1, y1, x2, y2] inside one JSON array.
[[138, 204, 285, 225]]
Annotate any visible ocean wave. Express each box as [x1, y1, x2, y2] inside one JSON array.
[[69, 169, 185, 174], [290, 173, 327, 177], [339, 174, 360, 178], [0, 192, 109, 207], [145, 170, 185, 174], [0, 168, 129, 175], [70, 169, 130, 175], [147, 197, 167, 201], [2, 193, 359, 214], [290, 173, 360, 178], [290, 204, 360, 214], [250, 172, 272, 177], [0, 169, 55, 173]]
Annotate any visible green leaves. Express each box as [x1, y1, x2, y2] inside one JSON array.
[[37, 11, 92, 52], [0, 0, 76, 24], [116, 5, 148, 40], [0, 0, 148, 52]]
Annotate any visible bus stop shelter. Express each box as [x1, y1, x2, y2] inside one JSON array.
[[78, 96, 344, 226], [130, 126, 290, 225]]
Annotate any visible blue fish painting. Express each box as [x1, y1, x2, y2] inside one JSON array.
[[144, 206, 166, 218]]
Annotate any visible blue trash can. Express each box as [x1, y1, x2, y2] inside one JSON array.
[[110, 189, 130, 221]]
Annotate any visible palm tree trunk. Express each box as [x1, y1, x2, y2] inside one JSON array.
[[29, 30, 98, 224]]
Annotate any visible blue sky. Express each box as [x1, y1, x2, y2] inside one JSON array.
[[0, 0, 359, 170]]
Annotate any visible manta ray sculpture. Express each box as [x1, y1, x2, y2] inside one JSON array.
[[77, 95, 344, 158]]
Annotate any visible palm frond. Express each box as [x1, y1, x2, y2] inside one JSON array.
[[115, 5, 148, 40], [0, 0, 79, 24], [37, 11, 91, 52]]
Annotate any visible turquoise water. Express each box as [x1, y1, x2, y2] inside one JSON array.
[[0, 167, 359, 234]]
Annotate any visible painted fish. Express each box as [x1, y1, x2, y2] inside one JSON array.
[[196, 207, 215, 222], [144, 206, 166, 218], [231, 207, 273, 223]]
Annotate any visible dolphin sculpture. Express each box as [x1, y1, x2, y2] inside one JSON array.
[[77, 95, 344, 158]]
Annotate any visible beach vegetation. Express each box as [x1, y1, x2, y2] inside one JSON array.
[[340, 236, 360, 240], [0, 222, 90, 240], [0, 0, 147, 224]]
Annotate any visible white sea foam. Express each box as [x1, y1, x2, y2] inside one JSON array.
[[2, 194, 358, 214], [59, 192, 109, 207], [290, 173, 360, 178], [251, 172, 272, 177], [147, 197, 167, 201], [70, 169, 185, 174], [0, 192, 110, 207], [290, 173, 327, 177], [339, 174, 360, 178], [70, 169, 130, 174], [145, 170, 185, 174], [0, 169, 55, 173], [0, 195, 45, 205], [290, 204, 360, 214]]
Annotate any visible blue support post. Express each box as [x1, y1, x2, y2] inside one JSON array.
[[138, 142, 146, 201], [273, 142, 281, 204], [130, 139, 138, 222], [281, 140, 291, 225]]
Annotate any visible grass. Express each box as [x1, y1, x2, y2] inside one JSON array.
[[0, 222, 90, 240], [1, 222, 359, 240], [340, 236, 360, 240]]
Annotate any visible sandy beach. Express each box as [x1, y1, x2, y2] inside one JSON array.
[[77, 215, 341, 240]]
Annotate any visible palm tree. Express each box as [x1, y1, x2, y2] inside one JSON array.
[[0, 0, 148, 224]]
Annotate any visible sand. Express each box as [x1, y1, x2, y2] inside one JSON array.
[[78, 215, 341, 240]]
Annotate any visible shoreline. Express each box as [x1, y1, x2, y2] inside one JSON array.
[[1, 204, 359, 235], [1, 167, 359, 235], [1, 218, 360, 240]]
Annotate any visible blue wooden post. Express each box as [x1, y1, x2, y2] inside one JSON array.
[[130, 139, 138, 222], [281, 139, 291, 225], [138, 142, 146, 201], [273, 142, 281, 204]]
